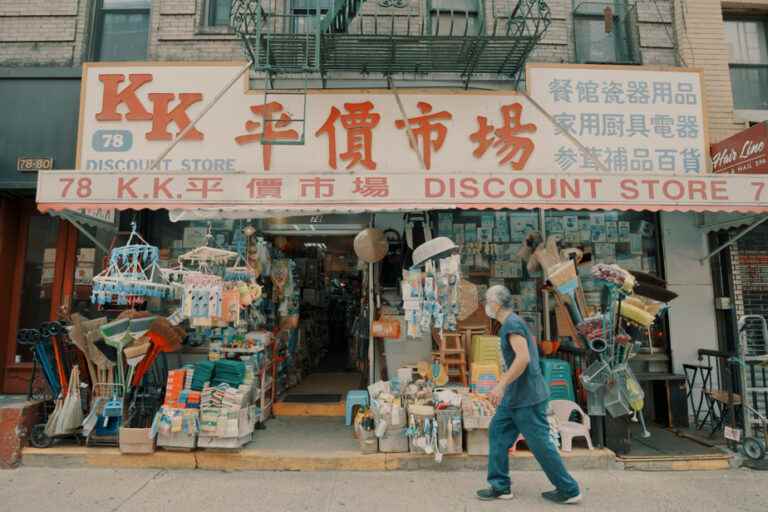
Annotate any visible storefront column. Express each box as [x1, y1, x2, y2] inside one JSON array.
[[660, 212, 720, 373]]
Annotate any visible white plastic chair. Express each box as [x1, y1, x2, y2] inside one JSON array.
[[550, 399, 593, 452]]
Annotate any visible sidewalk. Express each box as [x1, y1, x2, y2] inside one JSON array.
[[1, 467, 765, 512]]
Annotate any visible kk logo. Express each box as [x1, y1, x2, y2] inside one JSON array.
[[95, 73, 204, 141]]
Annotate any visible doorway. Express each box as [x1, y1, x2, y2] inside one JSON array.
[[275, 235, 365, 410], [0, 200, 78, 394]]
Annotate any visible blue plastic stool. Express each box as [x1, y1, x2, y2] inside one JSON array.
[[345, 390, 370, 426], [541, 358, 576, 402]]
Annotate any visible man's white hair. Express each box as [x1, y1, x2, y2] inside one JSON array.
[[486, 285, 513, 309]]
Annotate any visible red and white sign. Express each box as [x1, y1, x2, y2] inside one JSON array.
[[35, 62, 729, 212], [71, 63, 707, 176], [711, 122, 768, 174], [36, 171, 768, 213]]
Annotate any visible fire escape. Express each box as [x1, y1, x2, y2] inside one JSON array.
[[231, 0, 552, 85]]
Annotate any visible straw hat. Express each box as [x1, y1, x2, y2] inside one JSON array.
[[411, 237, 457, 266], [353, 228, 389, 263]]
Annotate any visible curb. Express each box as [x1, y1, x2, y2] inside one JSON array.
[[21, 446, 617, 472]]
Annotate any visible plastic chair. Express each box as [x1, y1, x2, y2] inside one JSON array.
[[541, 359, 576, 402], [550, 399, 593, 452], [345, 390, 369, 426]]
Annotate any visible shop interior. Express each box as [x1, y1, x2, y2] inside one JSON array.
[[17, 207, 723, 459]]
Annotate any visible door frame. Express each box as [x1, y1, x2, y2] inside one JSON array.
[[1, 200, 78, 394]]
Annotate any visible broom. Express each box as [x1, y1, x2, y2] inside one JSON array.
[[100, 318, 131, 392], [629, 271, 679, 303], [131, 317, 184, 387], [548, 260, 583, 324], [124, 339, 151, 395]]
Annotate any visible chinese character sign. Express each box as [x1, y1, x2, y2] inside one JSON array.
[[76, 63, 707, 177], [527, 65, 708, 174]]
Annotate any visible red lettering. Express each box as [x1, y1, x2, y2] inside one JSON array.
[[510, 178, 532, 198], [535, 178, 557, 199], [146, 92, 204, 141], [96, 74, 153, 121], [425, 178, 445, 198], [711, 180, 728, 200], [153, 177, 174, 199], [560, 179, 580, 199], [662, 179, 685, 200], [688, 180, 707, 200], [459, 178, 479, 199], [483, 178, 504, 199], [752, 181, 766, 201], [118, 177, 139, 199], [584, 178, 601, 199], [641, 179, 660, 199], [620, 179, 639, 200]]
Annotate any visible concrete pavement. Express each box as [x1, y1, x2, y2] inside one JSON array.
[[0, 467, 765, 512]]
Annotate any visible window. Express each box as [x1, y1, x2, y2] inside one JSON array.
[[573, 2, 638, 64], [208, 0, 232, 27], [725, 19, 768, 110], [429, 0, 480, 36], [94, 0, 150, 61], [291, 0, 332, 34]]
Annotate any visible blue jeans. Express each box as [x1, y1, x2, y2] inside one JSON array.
[[487, 400, 580, 495]]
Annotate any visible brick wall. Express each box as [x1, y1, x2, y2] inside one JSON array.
[[0, 0, 90, 66], [0, 0, 751, 154]]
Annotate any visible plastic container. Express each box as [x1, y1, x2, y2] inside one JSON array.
[[436, 408, 463, 455], [378, 428, 409, 453], [358, 429, 378, 454], [604, 380, 632, 418], [580, 359, 610, 392]]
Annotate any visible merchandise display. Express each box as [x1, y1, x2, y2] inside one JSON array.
[[22, 208, 676, 462]]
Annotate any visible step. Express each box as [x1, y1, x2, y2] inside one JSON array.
[[272, 400, 345, 417], [22, 445, 617, 472], [618, 453, 734, 471]]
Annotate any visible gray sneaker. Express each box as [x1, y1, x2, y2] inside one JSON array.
[[542, 489, 582, 504], [476, 487, 514, 501]]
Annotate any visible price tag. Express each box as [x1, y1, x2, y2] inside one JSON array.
[[724, 426, 742, 442]]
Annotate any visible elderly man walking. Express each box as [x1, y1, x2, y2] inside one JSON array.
[[476, 285, 582, 505]]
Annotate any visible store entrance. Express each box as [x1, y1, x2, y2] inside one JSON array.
[[272, 234, 365, 414]]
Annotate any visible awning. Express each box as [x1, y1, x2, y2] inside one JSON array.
[[36, 170, 768, 220]]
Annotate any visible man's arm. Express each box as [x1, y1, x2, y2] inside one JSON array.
[[488, 334, 530, 406]]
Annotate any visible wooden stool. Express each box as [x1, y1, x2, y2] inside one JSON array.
[[438, 332, 468, 386]]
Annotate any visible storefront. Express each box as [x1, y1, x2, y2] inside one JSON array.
[[26, 62, 768, 459], [0, 69, 84, 394]]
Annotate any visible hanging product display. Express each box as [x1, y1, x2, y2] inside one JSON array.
[[402, 250, 462, 338], [91, 223, 172, 306], [570, 263, 679, 437]]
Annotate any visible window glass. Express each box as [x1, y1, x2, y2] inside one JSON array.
[[291, 0, 332, 34], [575, 16, 618, 63], [430, 0, 480, 36], [98, 11, 150, 61], [16, 216, 60, 362], [726, 19, 768, 64], [209, 0, 233, 27]]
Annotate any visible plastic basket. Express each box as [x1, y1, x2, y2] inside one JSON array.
[[581, 359, 610, 392]]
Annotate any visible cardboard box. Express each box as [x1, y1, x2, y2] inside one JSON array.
[[157, 431, 197, 450], [465, 429, 490, 455], [378, 428, 409, 453], [119, 427, 156, 454]]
